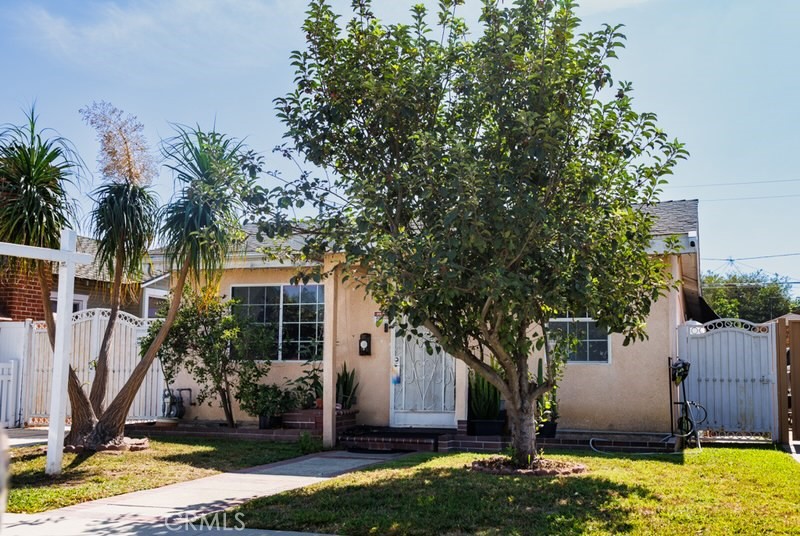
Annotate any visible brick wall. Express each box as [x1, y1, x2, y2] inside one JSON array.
[[0, 272, 46, 321], [0, 271, 141, 321]]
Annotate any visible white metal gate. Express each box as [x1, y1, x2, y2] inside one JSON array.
[[678, 319, 778, 440], [23, 309, 164, 425], [391, 330, 456, 427]]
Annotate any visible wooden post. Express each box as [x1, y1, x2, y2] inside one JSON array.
[[776, 319, 790, 445], [45, 230, 77, 475], [790, 320, 800, 441]]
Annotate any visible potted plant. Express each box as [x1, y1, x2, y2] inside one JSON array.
[[290, 360, 324, 409], [237, 383, 296, 429], [336, 363, 359, 409], [468, 371, 504, 435]]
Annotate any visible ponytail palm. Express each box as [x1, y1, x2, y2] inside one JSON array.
[[80, 102, 158, 419], [0, 107, 94, 437], [90, 125, 253, 445]]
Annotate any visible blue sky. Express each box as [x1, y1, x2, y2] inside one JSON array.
[[1, 0, 799, 293]]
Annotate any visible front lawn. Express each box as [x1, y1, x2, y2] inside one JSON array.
[[229, 448, 800, 536], [9, 435, 302, 513]]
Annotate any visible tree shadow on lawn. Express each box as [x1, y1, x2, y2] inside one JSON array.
[[236, 462, 657, 536]]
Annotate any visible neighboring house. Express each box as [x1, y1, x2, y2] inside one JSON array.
[[0, 236, 169, 322], [160, 199, 708, 444]]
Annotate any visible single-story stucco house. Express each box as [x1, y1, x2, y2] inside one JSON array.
[[154, 199, 709, 448]]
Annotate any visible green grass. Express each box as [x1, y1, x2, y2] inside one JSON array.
[[9, 435, 302, 513], [230, 448, 800, 536]]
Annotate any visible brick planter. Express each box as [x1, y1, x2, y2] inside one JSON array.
[[282, 408, 359, 433]]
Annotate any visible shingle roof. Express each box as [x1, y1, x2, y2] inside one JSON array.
[[54, 236, 159, 284], [641, 199, 698, 236], [73, 236, 103, 281], [240, 224, 307, 254]]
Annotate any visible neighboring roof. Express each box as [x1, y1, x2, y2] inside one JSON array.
[[72, 236, 103, 281], [640, 199, 699, 236], [148, 224, 307, 259], [52, 236, 154, 284], [240, 224, 307, 254]]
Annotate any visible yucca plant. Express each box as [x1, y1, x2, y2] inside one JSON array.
[[336, 363, 359, 409]]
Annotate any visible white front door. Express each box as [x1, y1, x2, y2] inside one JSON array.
[[390, 329, 456, 428]]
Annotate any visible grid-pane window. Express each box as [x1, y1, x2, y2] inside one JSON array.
[[232, 285, 324, 361], [548, 316, 609, 363]]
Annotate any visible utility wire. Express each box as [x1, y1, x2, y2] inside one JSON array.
[[664, 178, 800, 188], [704, 282, 800, 288], [698, 193, 800, 202], [703, 253, 800, 261]]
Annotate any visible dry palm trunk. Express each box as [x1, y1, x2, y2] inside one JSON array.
[[89, 260, 190, 446], [88, 244, 126, 415]]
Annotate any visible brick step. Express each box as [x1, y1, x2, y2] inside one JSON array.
[[339, 435, 438, 452], [337, 429, 675, 454]]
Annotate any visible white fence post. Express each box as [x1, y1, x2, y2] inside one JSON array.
[[46, 229, 77, 475]]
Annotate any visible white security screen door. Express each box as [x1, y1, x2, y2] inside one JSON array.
[[390, 329, 456, 427]]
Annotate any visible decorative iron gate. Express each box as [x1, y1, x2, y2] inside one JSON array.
[[391, 329, 456, 427], [23, 309, 163, 425], [678, 319, 778, 440]]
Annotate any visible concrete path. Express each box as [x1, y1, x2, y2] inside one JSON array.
[[6, 428, 49, 448], [789, 442, 800, 464], [3, 450, 404, 536]]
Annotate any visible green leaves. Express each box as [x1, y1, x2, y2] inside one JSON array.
[[160, 125, 254, 286], [0, 106, 82, 257]]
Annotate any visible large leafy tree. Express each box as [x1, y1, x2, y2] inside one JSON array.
[[71, 125, 259, 448], [267, 0, 686, 466], [702, 271, 799, 323], [80, 102, 159, 419]]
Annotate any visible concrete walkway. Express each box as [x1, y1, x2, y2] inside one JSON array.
[[3, 450, 405, 536], [6, 428, 49, 448]]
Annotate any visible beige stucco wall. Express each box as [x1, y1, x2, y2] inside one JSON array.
[[172, 266, 393, 425], [173, 267, 319, 422], [171, 254, 687, 433], [556, 295, 672, 433]]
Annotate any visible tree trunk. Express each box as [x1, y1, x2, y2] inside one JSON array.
[[89, 246, 126, 415], [65, 367, 99, 446], [36, 264, 98, 446], [219, 386, 236, 428], [506, 392, 538, 468], [90, 260, 191, 445]]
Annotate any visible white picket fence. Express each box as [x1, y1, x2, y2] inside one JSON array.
[[0, 361, 20, 428], [21, 309, 164, 425], [0, 321, 27, 427]]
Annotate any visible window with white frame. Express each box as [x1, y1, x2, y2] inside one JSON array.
[[548, 315, 610, 363], [49, 292, 89, 314], [231, 285, 324, 361], [142, 288, 169, 318]]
